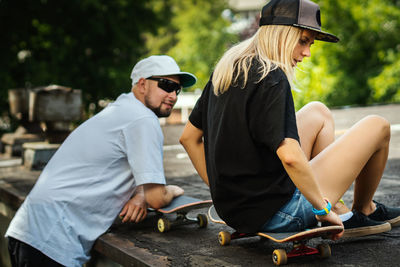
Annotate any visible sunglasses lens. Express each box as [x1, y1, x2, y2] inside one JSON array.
[[147, 77, 182, 95], [158, 79, 181, 95]]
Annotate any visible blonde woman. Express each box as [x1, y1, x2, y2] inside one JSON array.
[[180, 0, 400, 239]]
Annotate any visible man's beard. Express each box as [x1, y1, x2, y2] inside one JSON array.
[[150, 106, 171, 118], [144, 97, 172, 118]]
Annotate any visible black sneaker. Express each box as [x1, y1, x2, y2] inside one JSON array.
[[342, 210, 391, 238], [368, 201, 400, 227]]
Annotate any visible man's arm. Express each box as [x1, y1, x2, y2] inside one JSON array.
[[179, 121, 209, 186], [119, 184, 184, 223], [119, 185, 147, 223], [143, 184, 184, 209]]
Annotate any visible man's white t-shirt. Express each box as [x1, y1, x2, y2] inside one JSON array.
[[6, 92, 166, 266]]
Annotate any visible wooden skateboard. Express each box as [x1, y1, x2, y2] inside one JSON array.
[[151, 195, 212, 233], [208, 205, 343, 265]]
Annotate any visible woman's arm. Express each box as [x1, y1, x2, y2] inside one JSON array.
[[179, 121, 209, 186], [277, 138, 343, 239], [277, 138, 327, 209]]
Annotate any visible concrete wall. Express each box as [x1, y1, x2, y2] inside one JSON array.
[[0, 203, 15, 267], [0, 201, 121, 267]]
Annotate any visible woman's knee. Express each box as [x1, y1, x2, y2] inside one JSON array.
[[301, 101, 333, 124], [362, 115, 391, 143]]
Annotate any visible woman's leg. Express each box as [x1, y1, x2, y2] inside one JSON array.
[[296, 101, 335, 161], [296, 102, 349, 213], [310, 115, 390, 214], [296, 102, 393, 236]]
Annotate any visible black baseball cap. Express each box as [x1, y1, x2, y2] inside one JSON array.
[[259, 0, 339, 43]]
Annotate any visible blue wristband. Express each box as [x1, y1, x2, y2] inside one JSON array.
[[312, 199, 332, 216]]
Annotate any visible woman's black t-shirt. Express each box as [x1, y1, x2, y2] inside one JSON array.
[[189, 63, 299, 233]]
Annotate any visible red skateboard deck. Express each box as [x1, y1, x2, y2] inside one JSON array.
[[208, 205, 343, 265], [153, 195, 212, 233]]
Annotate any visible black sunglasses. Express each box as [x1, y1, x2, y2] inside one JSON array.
[[147, 77, 182, 95]]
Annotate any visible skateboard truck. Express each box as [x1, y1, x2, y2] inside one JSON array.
[[272, 241, 331, 265], [152, 195, 212, 233], [157, 212, 208, 233]]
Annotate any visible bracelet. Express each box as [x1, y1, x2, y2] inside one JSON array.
[[312, 198, 332, 216]]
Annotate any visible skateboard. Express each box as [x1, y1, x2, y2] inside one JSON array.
[[151, 195, 212, 233], [208, 205, 343, 266]]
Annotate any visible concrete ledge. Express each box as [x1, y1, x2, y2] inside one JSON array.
[[93, 234, 169, 267], [22, 142, 60, 170], [0, 169, 171, 267]]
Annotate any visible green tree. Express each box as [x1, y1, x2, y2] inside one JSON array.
[[0, 0, 168, 115], [295, 0, 400, 107], [144, 0, 237, 90], [369, 52, 400, 103]]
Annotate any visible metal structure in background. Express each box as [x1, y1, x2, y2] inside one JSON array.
[[1, 85, 82, 169]]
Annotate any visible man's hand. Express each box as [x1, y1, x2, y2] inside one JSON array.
[[316, 211, 344, 240], [119, 186, 148, 223]]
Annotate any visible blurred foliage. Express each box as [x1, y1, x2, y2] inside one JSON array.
[[0, 0, 168, 116], [295, 0, 400, 107], [144, 0, 238, 90], [1, 0, 399, 125], [369, 52, 400, 103]]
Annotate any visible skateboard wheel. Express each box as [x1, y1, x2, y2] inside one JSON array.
[[197, 214, 208, 228], [157, 218, 171, 233], [218, 231, 231, 246], [317, 243, 331, 258], [272, 249, 287, 266]]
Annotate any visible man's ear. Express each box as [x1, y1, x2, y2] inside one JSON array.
[[136, 78, 147, 94]]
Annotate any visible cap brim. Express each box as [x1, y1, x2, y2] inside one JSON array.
[[294, 24, 339, 43], [159, 72, 197, 88], [178, 72, 197, 88]]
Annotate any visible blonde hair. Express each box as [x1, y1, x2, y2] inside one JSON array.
[[212, 25, 302, 95]]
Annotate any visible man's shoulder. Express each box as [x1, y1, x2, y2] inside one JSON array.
[[112, 92, 158, 120]]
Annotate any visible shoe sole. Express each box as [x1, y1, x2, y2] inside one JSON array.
[[343, 222, 391, 238]]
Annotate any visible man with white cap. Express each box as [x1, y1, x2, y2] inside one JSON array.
[[5, 55, 197, 267], [130, 55, 197, 118]]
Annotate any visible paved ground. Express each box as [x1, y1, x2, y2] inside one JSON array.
[[1, 104, 400, 266], [152, 103, 400, 266]]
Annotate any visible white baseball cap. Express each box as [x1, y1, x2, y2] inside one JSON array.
[[130, 55, 197, 88]]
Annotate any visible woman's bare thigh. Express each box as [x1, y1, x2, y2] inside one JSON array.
[[309, 115, 390, 203]]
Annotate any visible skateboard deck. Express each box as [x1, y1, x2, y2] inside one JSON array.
[[157, 195, 213, 214], [152, 195, 212, 233], [208, 205, 343, 265]]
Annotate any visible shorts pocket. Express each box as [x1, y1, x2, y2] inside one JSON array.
[[261, 211, 304, 232]]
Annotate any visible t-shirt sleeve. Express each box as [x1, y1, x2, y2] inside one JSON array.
[[189, 78, 213, 130], [248, 75, 299, 152], [189, 96, 203, 130], [122, 117, 166, 186]]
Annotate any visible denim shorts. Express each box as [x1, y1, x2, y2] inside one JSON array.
[[260, 189, 318, 232]]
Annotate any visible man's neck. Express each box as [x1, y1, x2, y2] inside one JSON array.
[[132, 88, 145, 104]]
